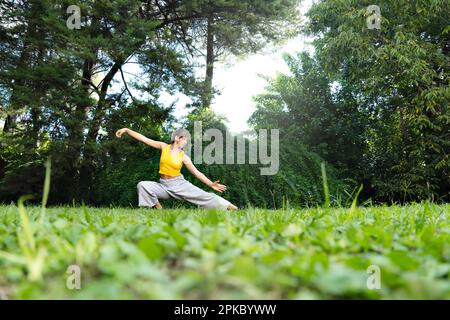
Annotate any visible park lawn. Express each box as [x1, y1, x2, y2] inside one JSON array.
[[0, 202, 449, 299]]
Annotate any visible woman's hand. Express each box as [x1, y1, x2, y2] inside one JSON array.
[[210, 180, 227, 193], [115, 128, 128, 138]]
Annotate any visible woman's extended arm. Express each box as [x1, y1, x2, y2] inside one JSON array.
[[115, 128, 167, 150], [182, 154, 227, 192]]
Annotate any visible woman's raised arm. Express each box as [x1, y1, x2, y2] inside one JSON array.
[[115, 128, 167, 150]]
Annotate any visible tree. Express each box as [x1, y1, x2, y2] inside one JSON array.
[[250, 52, 369, 179], [302, 0, 449, 202], [181, 0, 302, 107], [0, 0, 204, 203]]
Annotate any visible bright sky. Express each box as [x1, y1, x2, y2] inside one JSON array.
[[211, 36, 313, 134]]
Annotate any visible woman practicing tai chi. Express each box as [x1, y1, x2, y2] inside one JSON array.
[[115, 127, 239, 211]]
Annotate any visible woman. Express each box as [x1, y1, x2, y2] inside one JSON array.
[[115, 127, 239, 210]]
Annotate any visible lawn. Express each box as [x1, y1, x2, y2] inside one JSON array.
[[0, 202, 449, 299]]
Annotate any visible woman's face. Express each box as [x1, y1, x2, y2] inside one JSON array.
[[176, 135, 189, 148]]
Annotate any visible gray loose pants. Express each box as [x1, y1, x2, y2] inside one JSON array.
[[137, 174, 231, 210]]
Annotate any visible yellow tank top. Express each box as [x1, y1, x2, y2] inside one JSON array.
[[159, 144, 184, 176]]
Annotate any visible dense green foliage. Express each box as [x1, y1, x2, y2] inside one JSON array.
[[0, 202, 449, 299], [302, 0, 449, 202]]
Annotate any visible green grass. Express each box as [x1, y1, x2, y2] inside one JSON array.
[[0, 202, 449, 299]]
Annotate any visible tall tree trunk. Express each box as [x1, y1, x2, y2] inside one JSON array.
[[202, 13, 215, 107], [30, 44, 46, 146], [78, 59, 124, 199], [2, 115, 17, 133], [65, 55, 96, 163], [83, 59, 124, 160]]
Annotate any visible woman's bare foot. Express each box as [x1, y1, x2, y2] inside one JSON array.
[[153, 202, 163, 209], [227, 203, 238, 210]]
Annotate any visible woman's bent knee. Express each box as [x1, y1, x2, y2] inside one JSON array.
[[137, 181, 143, 190], [137, 181, 157, 195]]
